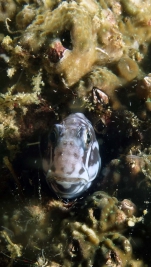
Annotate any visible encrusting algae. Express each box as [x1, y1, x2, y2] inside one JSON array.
[[0, 192, 147, 267], [1, 0, 151, 144], [1, 0, 151, 266]]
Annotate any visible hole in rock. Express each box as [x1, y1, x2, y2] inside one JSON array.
[[60, 30, 73, 50], [93, 207, 101, 220]]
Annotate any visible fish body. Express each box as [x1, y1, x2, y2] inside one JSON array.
[[41, 113, 101, 198]]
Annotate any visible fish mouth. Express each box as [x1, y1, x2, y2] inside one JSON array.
[[47, 178, 89, 199], [46, 171, 91, 198], [47, 175, 88, 185], [46, 170, 89, 185]]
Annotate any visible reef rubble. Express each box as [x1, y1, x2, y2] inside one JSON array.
[[0, 191, 147, 267], [1, 0, 151, 145]]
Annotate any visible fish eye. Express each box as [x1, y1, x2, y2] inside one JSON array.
[[86, 131, 92, 145], [49, 128, 58, 144], [77, 127, 92, 147]]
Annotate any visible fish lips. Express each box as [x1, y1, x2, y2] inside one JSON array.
[[46, 171, 90, 198], [47, 174, 88, 186]]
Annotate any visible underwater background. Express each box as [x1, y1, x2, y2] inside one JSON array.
[[0, 0, 151, 266]]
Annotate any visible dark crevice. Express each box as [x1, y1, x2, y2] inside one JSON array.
[[60, 30, 73, 50]]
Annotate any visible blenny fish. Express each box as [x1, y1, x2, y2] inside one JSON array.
[[41, 113, 101, 199]]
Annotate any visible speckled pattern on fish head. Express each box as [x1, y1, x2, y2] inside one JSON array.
[[42, 113, 101, 198]]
